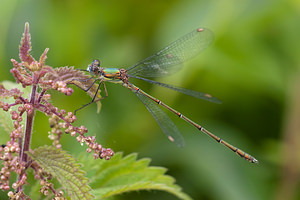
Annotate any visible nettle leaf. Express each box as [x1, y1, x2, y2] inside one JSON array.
[[27, 146, 94, 200], [28, 178, 42, 200], [43, 66, 102, 112], [0, 81, 30, 134], [79, 152, 192, 200], [19, 22, 35, 65], [0, 101, 14, 134]]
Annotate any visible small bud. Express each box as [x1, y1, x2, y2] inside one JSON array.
[[12, 183, 18, 189], [71, 131, 76, 137], [18, 106, 25, 112], [7, 191, 14, 197], [86, 148, 92, 153]]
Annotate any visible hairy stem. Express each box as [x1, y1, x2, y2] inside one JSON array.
[[20, 83, 36, 162], [18, 81, 37, 191]]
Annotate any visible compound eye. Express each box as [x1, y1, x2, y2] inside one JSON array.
[[93, 59, 100, 67]]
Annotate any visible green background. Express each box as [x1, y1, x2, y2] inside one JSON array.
[[1, 0, 300, 199]]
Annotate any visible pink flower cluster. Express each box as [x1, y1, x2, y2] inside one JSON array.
[[0, 22, 114, 199]]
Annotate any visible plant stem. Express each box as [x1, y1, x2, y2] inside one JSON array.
[[18, 81, 37, 192], [20, 83, 37, 162]]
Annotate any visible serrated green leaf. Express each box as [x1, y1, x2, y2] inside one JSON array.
[[27, 146, 94, 200], [79, 152, 192, 200], [0, 81, 30, 134], [28, 177, 43, 200], [0, 105, 14, 134]]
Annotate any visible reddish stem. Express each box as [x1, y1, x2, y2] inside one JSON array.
[[20, 83, 37, 162], [18, 80, 37, 192]]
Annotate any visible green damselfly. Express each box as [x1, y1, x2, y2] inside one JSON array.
[[76, 28, 258, 163]]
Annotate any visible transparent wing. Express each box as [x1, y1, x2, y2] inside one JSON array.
[[133, 87, 185, 147], [129, 75, 221, 104], [127, 28, 213, 77]]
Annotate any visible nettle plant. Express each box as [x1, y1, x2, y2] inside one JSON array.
[[0, 23, 191, 200]]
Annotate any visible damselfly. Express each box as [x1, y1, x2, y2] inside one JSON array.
[[76, 28, 258, 163]]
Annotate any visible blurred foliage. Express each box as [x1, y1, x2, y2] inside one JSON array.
[[1, 0, 300, 199]]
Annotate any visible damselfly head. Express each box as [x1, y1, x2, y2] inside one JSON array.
[[92, 59, 101, 67], [87, 59, 101, 75]]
